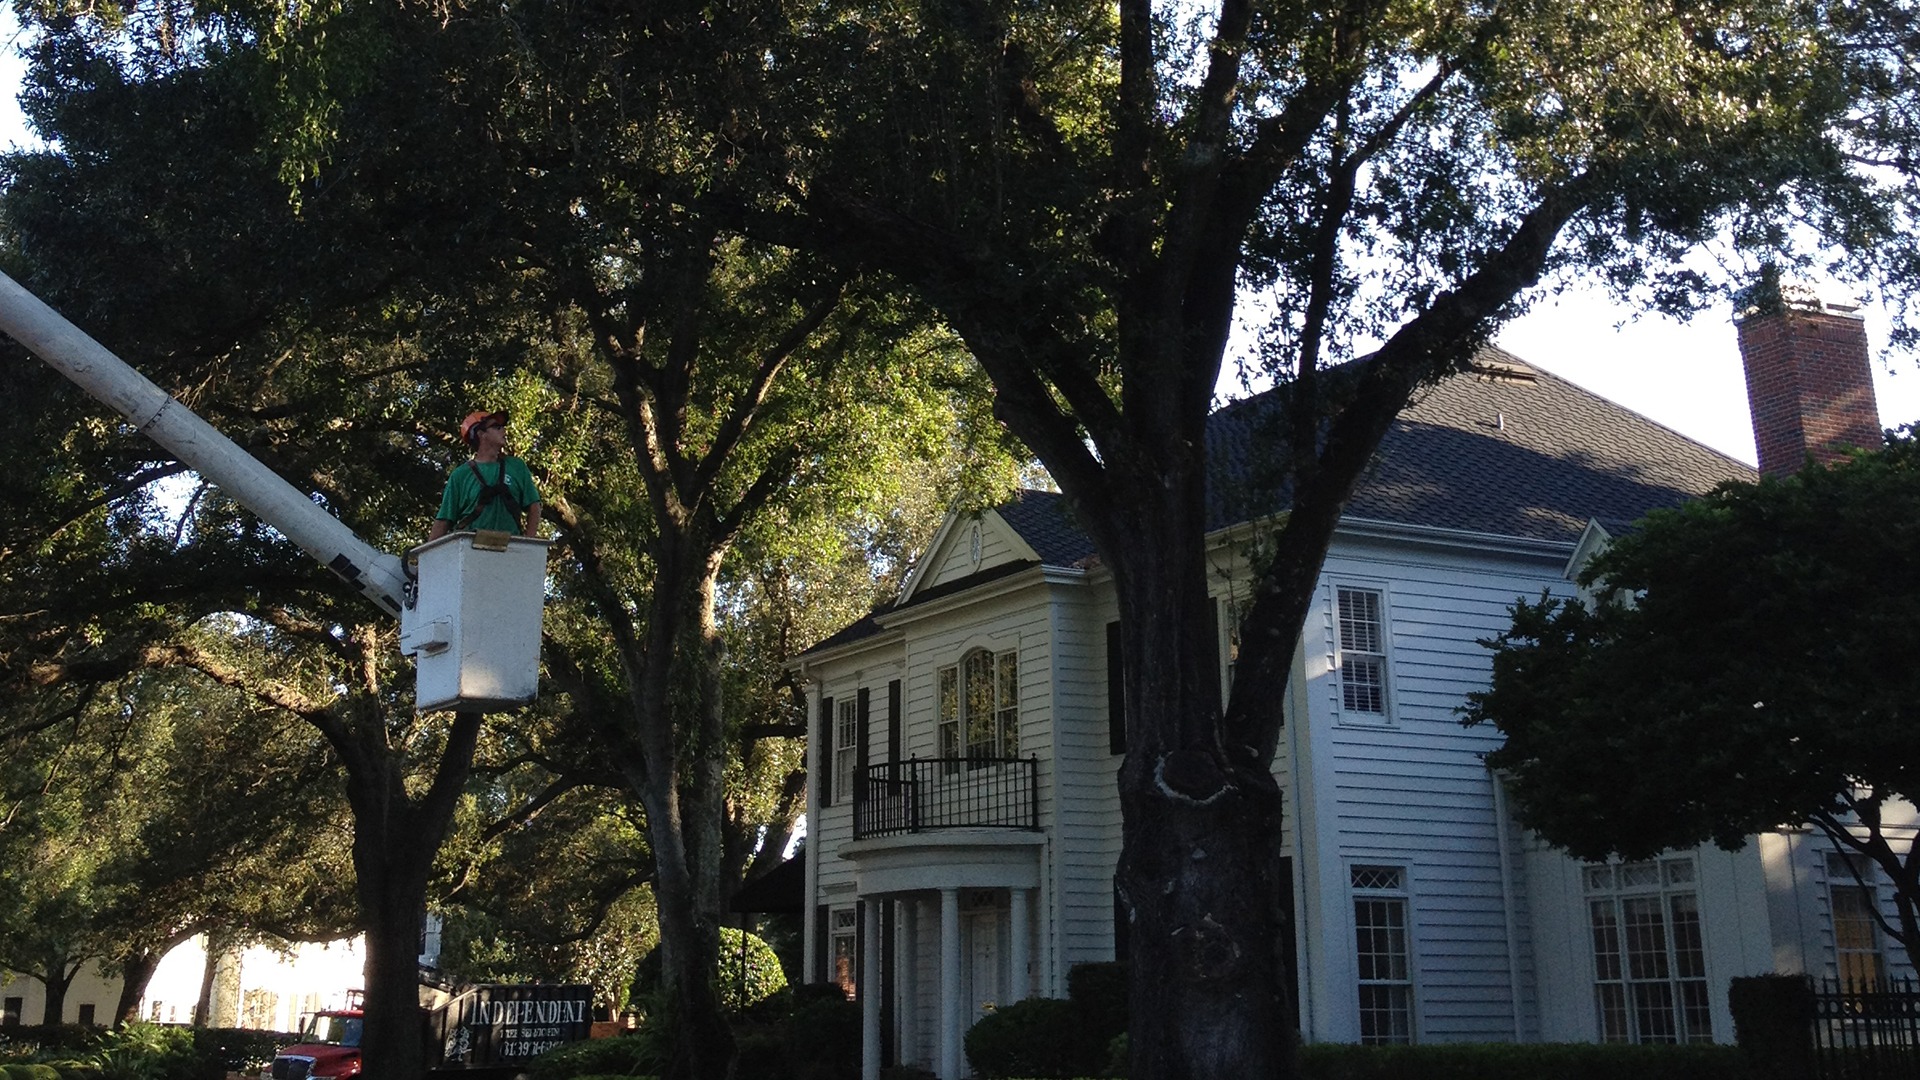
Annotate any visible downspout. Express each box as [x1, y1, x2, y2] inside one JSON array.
[[1490, 768, 1525, 1040]]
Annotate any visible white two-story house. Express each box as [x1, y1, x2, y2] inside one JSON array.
[[790, 301, 1912, 1079]]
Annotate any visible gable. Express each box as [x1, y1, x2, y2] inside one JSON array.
[[907, 508, 1041, 598]]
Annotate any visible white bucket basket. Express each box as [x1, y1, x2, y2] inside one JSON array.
[[399, 531, 550, 713]]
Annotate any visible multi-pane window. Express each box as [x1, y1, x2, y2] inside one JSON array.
[[938, 648, 1019, 772], [1827, 853, 1887, 990], [1, 996, 20, 1026], [831, 908, 858, 998], [1336, 587, 1387, 716], [1351, 865, 1413, 1044], [1586, 858, 1712, 1044], [834, 698, 858, 801]]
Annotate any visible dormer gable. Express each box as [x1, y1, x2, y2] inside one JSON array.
[[899, 505, 1041, 603]]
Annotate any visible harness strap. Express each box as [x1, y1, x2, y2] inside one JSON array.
[[454, 459, 523, 532]]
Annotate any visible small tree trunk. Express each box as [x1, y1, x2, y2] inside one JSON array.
[[39, 955, 78, 1026], [193, 934, 222, 1028], [114, 950, 163, 1025]]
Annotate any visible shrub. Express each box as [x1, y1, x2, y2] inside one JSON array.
[[780, 993, 859, 1080], [717, 928, 789, 1015], [1728, 974, 1814, 1080], [0, 1028, 98, 1059], [1295, 1042, 1750, 1080], [190, 1028, 297, 1076], [1066, 962, 1127, 1049], [965, 998, 1103, 1079], [525, 1033, 660, 1080], [87, 1024, 199, 1080]]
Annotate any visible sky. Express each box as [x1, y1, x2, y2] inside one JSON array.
[[1, 17, 1914, 467]]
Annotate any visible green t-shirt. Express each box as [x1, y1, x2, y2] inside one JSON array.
[[435, 455, 540, 533]]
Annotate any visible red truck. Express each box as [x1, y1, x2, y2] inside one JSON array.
[[270, 985, 595, 1080]]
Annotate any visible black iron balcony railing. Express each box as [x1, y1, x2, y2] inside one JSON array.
[[853, 756, 1040, 838]]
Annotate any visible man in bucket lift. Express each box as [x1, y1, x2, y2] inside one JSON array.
[[428, 410, 543, 540]]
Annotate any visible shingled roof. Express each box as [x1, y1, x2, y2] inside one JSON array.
[[798, 348, 1754, 659], [1068, 346, 1757, 560], [1203, 347, 1754, 544]]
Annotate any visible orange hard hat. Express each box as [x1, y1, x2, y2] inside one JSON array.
[[460, 410, 509, 445]]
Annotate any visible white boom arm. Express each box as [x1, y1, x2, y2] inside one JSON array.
[[0, 270, 407, 617]]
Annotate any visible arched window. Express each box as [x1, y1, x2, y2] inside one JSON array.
[[938, 647, 1019, 770]]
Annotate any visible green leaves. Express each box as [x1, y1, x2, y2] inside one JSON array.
[[1465, 433, 1920, 865]]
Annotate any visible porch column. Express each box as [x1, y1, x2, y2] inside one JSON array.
[[1009, 886, 1031, 1001], [939, 887, 962, 1080], [863, 897, 883, 1080], [899, 899, 920, 1068]]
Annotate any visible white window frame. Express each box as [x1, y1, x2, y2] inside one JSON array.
[[1350, 863, 1415, 1045], [1334, 584, 1391, 721], [834, 698, 858, 801], [1584, 857, 1713, 1044], [830, 907, 859, 998], [938, 647, 1019, 773], [1826, 852, 1888, 990]]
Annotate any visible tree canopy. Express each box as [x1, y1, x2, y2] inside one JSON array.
[[5, 0, 1920, 1072], [2, 1, 1012, 1073], [760, 0, 1920, 1073], [1463, 433, 1920, 951]]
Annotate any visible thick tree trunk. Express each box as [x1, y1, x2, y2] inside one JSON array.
[[342, 710, 483, 1080], [359, 887, 430, 1080], [1107, 473, 1295, 1080], [630, 765, 735, 1080], [114, 950, 162, 1026], [618, 544, 736, 1080]]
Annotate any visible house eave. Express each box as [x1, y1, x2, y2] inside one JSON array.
[[789, 625, 905, 678], [1331, 516, 1578, 561], [878, 564, 1086, 630]]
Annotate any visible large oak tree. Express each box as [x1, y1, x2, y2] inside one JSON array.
[[756, 0, 1920, 1073]]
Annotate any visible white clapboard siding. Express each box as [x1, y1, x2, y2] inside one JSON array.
[[1297, 533, 1571, 1043]]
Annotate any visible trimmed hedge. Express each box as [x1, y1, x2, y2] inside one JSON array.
[[526, 1033, 661, 1080], [965, 999, 1099, 1079], [1728, 975, 1814, 1080], [1298, 1042, 1752, 1080], [994, 1041, 1754, 1080], [0, 1028, 99, 1057]]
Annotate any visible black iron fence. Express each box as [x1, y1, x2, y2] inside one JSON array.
[[1810, 977, 1920, 1080], [853, 756, 1039, 838]]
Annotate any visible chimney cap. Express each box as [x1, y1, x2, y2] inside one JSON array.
[[1734, 269, 1863, 322]]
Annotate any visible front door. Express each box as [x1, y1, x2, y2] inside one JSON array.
[[964, 908, 1003, 1023]]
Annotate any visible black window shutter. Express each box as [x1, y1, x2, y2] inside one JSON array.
[[819, 695, 835, 807], [1106, 621, 1126, 755], [887, 680, 903, 778], [813, 904, 830, 983], [853, 902, 866, 1000], [855, 688, 871, 801]]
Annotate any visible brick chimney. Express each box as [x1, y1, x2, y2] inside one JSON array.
[[1735, 287, 1883, 476]]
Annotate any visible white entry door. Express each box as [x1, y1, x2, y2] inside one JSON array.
[[964, 908, 1004, 1023]]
